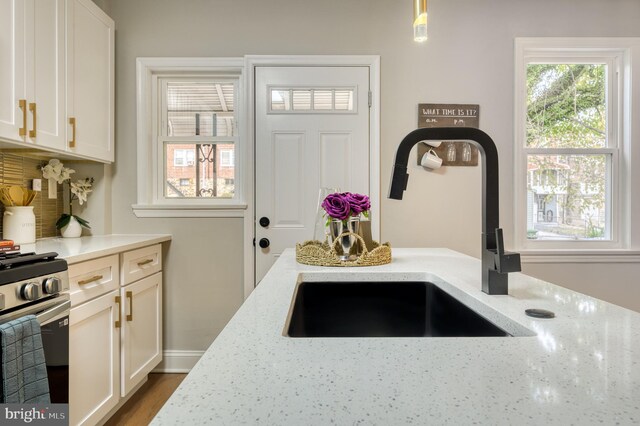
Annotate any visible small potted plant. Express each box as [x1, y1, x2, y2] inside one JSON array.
[[42, 159, 94, 238]]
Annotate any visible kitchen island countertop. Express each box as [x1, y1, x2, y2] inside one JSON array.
[[153, 248, 640, 425]]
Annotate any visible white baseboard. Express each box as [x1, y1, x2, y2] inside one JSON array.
[[152, 350, 205, 373]]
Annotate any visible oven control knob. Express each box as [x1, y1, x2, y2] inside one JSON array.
[[20, 282, 42, 301], [43, 277, 62, 294]]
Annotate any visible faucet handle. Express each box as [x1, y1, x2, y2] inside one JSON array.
[[495, 228, 505, 255], [494, 228, 521, 273]]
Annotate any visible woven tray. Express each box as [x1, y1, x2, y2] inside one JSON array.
[[296, 232, 392, 267]]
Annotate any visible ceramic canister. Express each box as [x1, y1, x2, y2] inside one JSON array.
[[3, 206, 36, 244]]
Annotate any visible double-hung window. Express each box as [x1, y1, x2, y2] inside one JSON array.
[[514, 38, 640, 253], [159, 77, 238, 199], [134, 57, 245, 217]]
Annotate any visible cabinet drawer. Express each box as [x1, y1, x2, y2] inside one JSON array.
[[121, 244, 162, 285], [68, 254, 119, 306]]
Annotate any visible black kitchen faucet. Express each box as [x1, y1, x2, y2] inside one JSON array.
[[388, 127, 521, 295]]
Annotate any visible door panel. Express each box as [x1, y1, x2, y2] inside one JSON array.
[[255, 66, 370, 282], [320, 132, 353, 189], [273, 132, 305, 227]]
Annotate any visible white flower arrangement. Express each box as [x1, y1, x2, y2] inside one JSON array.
[[42, 159, 75, 183], [41, 159, 94, 230], [70, 178, 93, 206]]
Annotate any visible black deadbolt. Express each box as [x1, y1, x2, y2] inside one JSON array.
[[259, 238, 270, 249], [259, 217, 270, 227]]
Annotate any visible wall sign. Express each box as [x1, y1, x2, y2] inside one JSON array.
[[416, 103, 480, 167]]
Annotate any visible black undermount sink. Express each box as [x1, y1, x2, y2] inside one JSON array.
[[285, 281, 511, 338]]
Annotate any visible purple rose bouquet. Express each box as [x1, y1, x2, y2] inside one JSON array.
[[321, 192, 371, 224]]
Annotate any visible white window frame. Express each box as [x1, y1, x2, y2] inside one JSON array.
[[158, 76, 238, 200], [174, 150, 185, 166], [514, 38, 640, 261], [267, 86, 357, 114], [219, 149, 234, 167], [173, 149, 195, 167], [134, 58, 246, 217]]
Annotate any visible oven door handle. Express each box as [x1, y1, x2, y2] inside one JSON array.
[[37, 300, 71, 325]]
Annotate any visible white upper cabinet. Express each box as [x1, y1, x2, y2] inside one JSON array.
[[66, 0, 115, 162], [0, 0, 26, 142], [0, 0, 114, 162], [0, 0, 66, 150]]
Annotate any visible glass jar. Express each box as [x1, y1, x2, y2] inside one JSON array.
[[446, 143, 457, 162], [462, 142, 472, 163]]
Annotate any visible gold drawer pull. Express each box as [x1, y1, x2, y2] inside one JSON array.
[[115, 296, 122, 328], [19, 99, 27, 136], [69, 117, 76, 148], [78, 274, 104, 285], [126, 291, 133, 322], [28, 102, 36, 138], [137, 258, 153, 267]]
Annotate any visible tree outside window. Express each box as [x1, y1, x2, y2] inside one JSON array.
[[525, 64, 610, 241]]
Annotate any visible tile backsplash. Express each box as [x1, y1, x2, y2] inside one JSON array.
[[0, 152, 64, 239]]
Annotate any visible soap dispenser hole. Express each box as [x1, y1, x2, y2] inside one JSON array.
[[525, 308, 555, 319]]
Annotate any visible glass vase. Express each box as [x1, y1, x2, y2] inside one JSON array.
[[313, 187, 340, 243], [329, 217, 360, 261]]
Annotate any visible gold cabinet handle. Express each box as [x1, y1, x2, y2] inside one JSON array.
[[115, 296, 122, 328], [69, 117, 76, 148], [78, 274, 104, 285], [19, 100, 27, 136], [137, 258, 153, 267], [28, 102, 36, 138], [126, 291, 133, 322]]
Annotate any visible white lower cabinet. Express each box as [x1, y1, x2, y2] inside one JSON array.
[[121, 272, 163, 396], [69, 290, 120, 426], [69, 247, 164, 426]]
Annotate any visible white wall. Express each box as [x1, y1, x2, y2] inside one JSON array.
[[107, 0, 640, 357], [68, 163, 112, 235], [90, 0, 109, 14]]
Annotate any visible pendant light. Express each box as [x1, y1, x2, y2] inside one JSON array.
[[413, 0, 428, 42]]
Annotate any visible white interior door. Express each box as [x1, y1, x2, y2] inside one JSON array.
[[255, 66, 370, 282]]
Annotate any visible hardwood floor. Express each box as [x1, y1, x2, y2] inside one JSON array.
[[105, 373, 187, 426]]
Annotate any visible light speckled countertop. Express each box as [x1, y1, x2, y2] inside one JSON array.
[[22, 234, 172, 263], [153, 248, 640, 425]]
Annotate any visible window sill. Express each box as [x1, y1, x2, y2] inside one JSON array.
[[132, 204, 247, 218], [520, 249, 640, 264]]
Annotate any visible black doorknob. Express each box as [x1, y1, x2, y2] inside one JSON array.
[[259, 238, 270, 249], [259, 217, 270, 227]]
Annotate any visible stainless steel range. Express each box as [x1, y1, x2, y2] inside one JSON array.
[[0, 252, 70, 403]]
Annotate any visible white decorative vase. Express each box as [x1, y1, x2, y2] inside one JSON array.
[[61, 216, 83, 238]]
